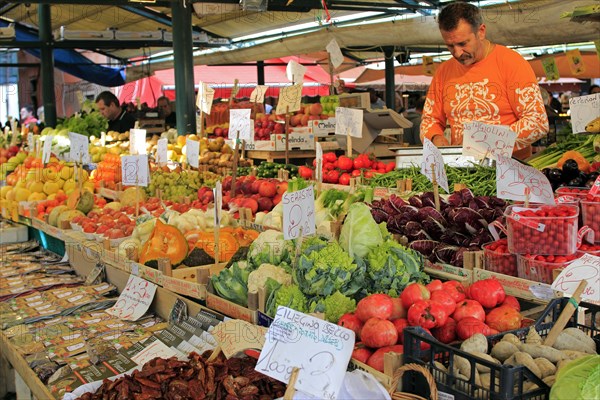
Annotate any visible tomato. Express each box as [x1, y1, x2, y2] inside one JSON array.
[[442, 280, 466, 302], [298, 166, 313, 179], [326, 169, 340, 184], [353, 157, 365, 170], [501, 295, 521, 311], [385, 161, 395, 172], [389, 297, 407, 320], [425, 279, 443, 293], [392, 318, 409, 344], [367, 345, 404, 372], [355, 294, 393, 322], [430, 290, 456, 315], [432, 317, 457, 344], [352, 343, 373, 364], [323, 152, 337, 162], [338, 173, 351, 186], [338, 313, 364, 339], [408, 300, 448, 329], [361, 318, 398, 348], [351, 169, 362, 177], [337, 156, 353, 172], [453, 300, 485, 322], [400, 283, 430, 309], [485, 305, 523, 332], [456, 317, 499, 340], [469, 278, 506, 309]]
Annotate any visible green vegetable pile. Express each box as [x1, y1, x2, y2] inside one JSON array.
[[529, 134, 599, 170], [550, 355, 599, 399], [56, 110, 108, 138], [366, 165, 497, 197], [238, 162, 299, 178]]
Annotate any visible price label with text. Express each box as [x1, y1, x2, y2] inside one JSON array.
[[256, 306, 354, 400], [552, 253, 600, 302], [463, 122, 517, 160], [335, 107, 363, 138], [229, 109, 252, 141], [496, 155, 554, 205], [250, 85, 268, 104], [286, 60, 306, 83], [129, 129, 147, 155], [421, 138, 449, 193], [121, 155, 149, 187], [213, 181, 222, 227], [197, 81, 215, 114], [42, 136, 53, 165], [186, 138, 200, 168], [276, 84, 303, 115], [326, 39, 344, 69], [570, 93, 600, 134], [68, 132, 90, 163], [282, 185, 315, 240], [315, 142, 323, 183], [155, 138, 168, 165]]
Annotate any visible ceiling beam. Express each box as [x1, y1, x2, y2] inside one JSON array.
[[8, 0, 173, 6]]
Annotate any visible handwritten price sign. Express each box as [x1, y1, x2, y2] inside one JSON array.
[[282, 185, 315, 240], [68, 132, 90, 163], [129, 129, 147, 155], [229, 109, 252, 141], [212, 320, 267, 358], [276, 84, 303, 115], [569, 93, 600, 134], [256, 306, 354, 400], [496, 155, 554, 205], [106, 275, 157, 321], [250, 85, 268, 104], [155, 138, 168, 165], [335, 107, 363, 138], [286, 60, 306, 83], [551, 254, 600, 302], [326, 39, 344, 69], [197, 81, 215, 114], [421, 138, 449, 193], [462, 122, 517, 160], [121, 155, 149, 187], [42, 136, 53, 165]]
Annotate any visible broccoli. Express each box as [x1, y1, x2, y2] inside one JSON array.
[[266, 284, 308, 318], [309, 291, 356, 323]]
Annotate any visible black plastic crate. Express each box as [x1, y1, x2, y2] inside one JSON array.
[[403, 298, 600, 400]]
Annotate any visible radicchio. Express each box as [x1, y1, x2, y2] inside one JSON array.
[[447, 207, 488, 234], [409, 240, 441, 257], [434, 245, 459, 264]]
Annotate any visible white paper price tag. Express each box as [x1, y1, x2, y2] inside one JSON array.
[[315, 142, 323, 183], [276, 84, 303, 115], [228, 109, 252, 141], [27, 132, 34, 151], [129, 129, 147, 155], [197, 81, 215, 114], [326, 38, 344, 69], [155, 138, 168, 165], [462, 122, 517, 160], [213, 181, 222, 227], [282, 185, 315, 240], [421, 138, 449, 193], [286, 60, 306, 83], [186, 138, 200, 168], [335, 107, 363, 138], [256, 306, 354, 400], [496, 155, 554, 205], [42, 136, 53, 165], [106, 275, 157, 321], [121, 155, 149, 187], [552, 254, 600, 301], [569, 93, 600, 134], [68, 132, 90, 163], [250, 85, 268, 104]]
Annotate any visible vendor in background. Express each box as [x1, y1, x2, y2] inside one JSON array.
[[589, 85, 600, 95], [404, 96, 426, 146], [157, 96, 176, 128], [420, 2, 548, 160], [368, 89, 386, 109], [20, 105, 38, 128], [95, 91, 136, 133]]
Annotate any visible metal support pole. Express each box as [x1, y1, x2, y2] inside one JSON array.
[[171, 0, 196, 135], [38, 3, 57, 126], [257, 60, 265, 85], [384, 46, 396, 110]]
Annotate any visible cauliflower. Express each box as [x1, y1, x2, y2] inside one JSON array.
[[247, 263, 292, 293], [248, 230, 293, 270]]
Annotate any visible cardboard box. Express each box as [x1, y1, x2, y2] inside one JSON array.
[[310, 118, 337, 137], [206, 290, 257, 324], [0, 222, 28, 244], [473, 268, 558, 304], [272, 133, 315, 150]]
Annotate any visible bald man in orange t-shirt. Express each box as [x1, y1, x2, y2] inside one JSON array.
[[420, 2, 548, 160]]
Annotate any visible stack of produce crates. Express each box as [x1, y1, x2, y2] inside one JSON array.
[[402, 297, 599, 399]]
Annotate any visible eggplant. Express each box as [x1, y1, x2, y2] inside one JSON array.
[[567, 177, 584, 187], [561, 159, 580, 181], [548, 168, 563, 184]]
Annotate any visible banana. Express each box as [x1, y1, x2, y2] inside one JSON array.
[[585, 117, 600, 133]]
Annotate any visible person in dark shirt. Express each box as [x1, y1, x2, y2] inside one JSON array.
[[95, 91, 136, 133], [404, 96, 426, 145], [157, 96, 176, 128]]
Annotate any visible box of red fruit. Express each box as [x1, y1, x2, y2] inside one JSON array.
[[579, 242, 600, 255], [517, 252, 583, 284], [581, 193, 600, 243], [505, 204, 579, 255], [483, 239, 518, 276]]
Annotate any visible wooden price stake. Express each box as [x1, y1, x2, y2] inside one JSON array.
[[135, 176, 140, 218], [544, 279, 588, 347], [283, 367, 300, 400], [524, 187, 531, 208], [230, 131, 241, 197], [200, 110, 205, 138], [328, 53, 335, 95], [284, 106, 290, 165], [431, 163, 441, 212], [346, 127, 352, 158]]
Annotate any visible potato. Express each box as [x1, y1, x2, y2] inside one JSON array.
[[520, 344, 565, 364], [501, 333, 522, 347], [525, 327, 543, 345], [553, 328, 597, 354], [453, 356, 481, 385], [460, 333, 488, 354], [533, 358, 556, 378], [543, 375, 556, 387], [492, 341, 519, 362], [560, 350, 590, 361], [433, 361, 448, 373], [471, 351, 501, 373], [505, 352, 542, 378]]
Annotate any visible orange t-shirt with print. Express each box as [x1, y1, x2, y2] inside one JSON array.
[[420, 44, 548, 159]]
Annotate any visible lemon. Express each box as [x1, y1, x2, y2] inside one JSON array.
[[14, 188, 31, 202], [5, 189, 16, 202], [60, 166, 73, 180], [28, 192, 46, 202], [28, 181, 44, 193], [43, 181, 60, 196], [42, 169, 58, 183], [0, 186, 13, 200], [56, 178, 65, 189], [63, 180, 77, 195]]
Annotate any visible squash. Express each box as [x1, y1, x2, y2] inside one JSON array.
[[183, 227, 259, 263], [139, 219, 188, 267]]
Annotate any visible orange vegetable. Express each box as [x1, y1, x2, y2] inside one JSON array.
[[556, 151, 591, 173]]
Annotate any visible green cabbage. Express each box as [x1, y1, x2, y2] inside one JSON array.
[[551, 355, 599, 400], [339, 203, 386, 259]]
